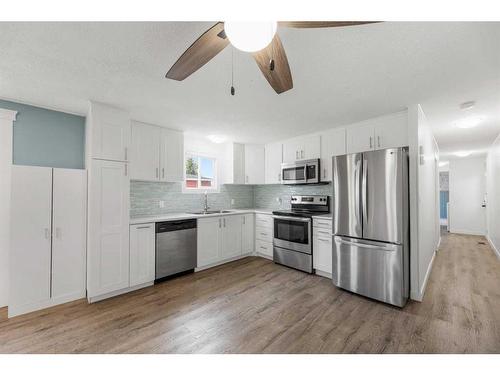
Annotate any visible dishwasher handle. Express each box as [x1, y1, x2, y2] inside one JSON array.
[[156, 219, 197, 233]]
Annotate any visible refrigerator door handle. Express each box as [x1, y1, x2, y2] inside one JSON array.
[[361, 155, 368, 227], [334, 237, 398, 252]]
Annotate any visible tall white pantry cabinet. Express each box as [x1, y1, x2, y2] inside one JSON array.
[[9, 166, 87, 317], [86, 101, 134, 301]]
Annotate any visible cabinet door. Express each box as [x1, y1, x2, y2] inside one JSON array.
[[241, 214, 255, 254], [313, 235, 332, 276], [244, 144, 265, 184], [129, 223, 155, 287], [197, 217, 222, 267], [88, 159, 130, 297], [89, 102, 131, 162], [282, 138, 302, 163], [51, 169, 87, 302], [130, 122, 161, 181], [303, 134, 321, 160], [221, 215, 242, 259], [346, 123, 375, 154], [320, 128, 346, 182], [265, 142, 283, 184], [232, 143, 246, 184], [160, 128, 184, 182], [374, 111, 408, 149], [9, 166, 52, 315]]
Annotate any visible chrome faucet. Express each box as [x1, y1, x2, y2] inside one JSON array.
[[203, 191, 210, 213]]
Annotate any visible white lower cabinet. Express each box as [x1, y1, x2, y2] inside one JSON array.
[[9, 166, 86, 317], [197, 214, 255, 269], [313, 218, 333, 278], [129, 223, 155, 287], [255, 213, 273, 259]]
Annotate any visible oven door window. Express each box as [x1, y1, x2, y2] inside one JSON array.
[[282, 166, 306, 182], [274, 218, 309, 244]]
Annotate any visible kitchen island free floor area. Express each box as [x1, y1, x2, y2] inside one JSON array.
[[0, 233, 499, 353]]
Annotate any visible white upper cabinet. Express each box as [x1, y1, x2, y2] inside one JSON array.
[[320, 128, 346, 182], [130, 121, 161, 181], [130, 122, 184, 182], [244, 144, 265, 184], [265, 142, 283, 184], [282, 135, 320, 163], [129, 223, 155, 287], [88, 159, 130, 298], [160, 128, 184, 182], [87, 101, 131, 162], [224, 143, 245, 184], [346, 111, 408, 154], [373, 111, 408, 150]]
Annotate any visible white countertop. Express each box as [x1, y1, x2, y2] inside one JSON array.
[[130, 208, 274, 225]]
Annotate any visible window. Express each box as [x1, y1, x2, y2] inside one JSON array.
[[184, 153, 217, 191]]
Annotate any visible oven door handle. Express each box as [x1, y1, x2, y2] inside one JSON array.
[[272, 215, 311, 223]]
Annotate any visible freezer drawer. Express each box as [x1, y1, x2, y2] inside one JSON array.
[[332, 236, 408, 307]]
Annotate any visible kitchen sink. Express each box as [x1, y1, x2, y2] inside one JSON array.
[[188, 210, 234, 215]]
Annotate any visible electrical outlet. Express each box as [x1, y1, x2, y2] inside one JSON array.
[[159, 200, 165, 208]]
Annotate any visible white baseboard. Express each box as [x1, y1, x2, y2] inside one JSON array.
[[411, 250, 436, 302], [256, 252, 273, 260], [449, 228, 486, 236], [486, 235, 500, 260], [88, 281, 153, 303], [195, 253, 254, 272]]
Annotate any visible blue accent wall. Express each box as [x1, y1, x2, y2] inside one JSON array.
[[0, 99, 85, 169]]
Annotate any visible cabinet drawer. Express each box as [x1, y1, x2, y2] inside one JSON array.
[[255, 214, 273, 228], [256, 226, 273, 243], [255, 239, 273, 258], [313, 218, 332, 230], [313, 227, 332, 239]]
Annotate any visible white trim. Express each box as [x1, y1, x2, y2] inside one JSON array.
[[8, 291, 85, 318], [182, 151, 220, 194], [195, 253, 252, 272], [0, 108, 17, 121], [487, 235, 500, 260], [256, 252, 273, 261], [88, 281, 153, 303], [0, 96, 85, 117], [314, 269, 332, 279], [411, 250, 436, 302]]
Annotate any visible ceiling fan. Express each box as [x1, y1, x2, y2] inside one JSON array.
[[165, 21, 379, 94]]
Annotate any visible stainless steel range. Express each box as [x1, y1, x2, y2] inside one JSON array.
[[272, 195, 330, 273]]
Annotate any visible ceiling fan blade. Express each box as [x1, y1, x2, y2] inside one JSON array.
[[166, 22, 229, 81], [252, 34, 293, 94], [279, 21, 380, 28]]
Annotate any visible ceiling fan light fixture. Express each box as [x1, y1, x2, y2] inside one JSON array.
[[224, 21, 277, 52]]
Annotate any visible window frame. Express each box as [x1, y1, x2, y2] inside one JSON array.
[[182, 151, 219, 194]]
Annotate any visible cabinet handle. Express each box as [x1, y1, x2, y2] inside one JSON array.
[[124, 147, 128, 161], [323, 168, 326, 179], [301, 150, 304, 159], [318, 238, 330, 243], [156, 168, 159, 178], [377, 136, 381, 148], [278, 173, 281, 181], [295, 150, 299, 159], [44, 228, 50, 239], [162, 168, 165, 179], [223, 218, 226, 227], [369, 136, 373, 149], [246, 175, 249, 183], [260, 246, 267, 250], [317, 230, 331, 235], [136, 225, 151, 229], [55, 227, 61, 239], [243, 216, 246, 225], [260, 232, 267, 236], [219, 219, 221, 228], [125, 164, 128, 176]]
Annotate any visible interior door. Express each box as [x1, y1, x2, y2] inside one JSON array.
[[362, 148, 404, 244], [333, 153, 363, 238], [9, 166, 52, 314], [51, 168, 87, 301]]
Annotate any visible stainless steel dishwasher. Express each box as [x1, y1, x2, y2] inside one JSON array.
[[155, 219, 197, 281]]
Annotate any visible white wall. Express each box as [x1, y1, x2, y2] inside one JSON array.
[[0, 109, 17, 307], [486, 134, 500, 258], [408, 104, 440, 301], [449, 157, 486, 235]]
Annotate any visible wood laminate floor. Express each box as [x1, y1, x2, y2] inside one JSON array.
[[1, 233, 499, 353]]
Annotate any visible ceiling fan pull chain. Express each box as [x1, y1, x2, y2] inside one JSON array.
[[269, 25, 275, 71], [230, 46, 235, 95]]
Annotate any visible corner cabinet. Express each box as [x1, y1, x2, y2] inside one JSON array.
[[87, 159, 130, 299], [130, 121, 184, 182], [197, 214, 254, 269], [346, 111, 408, 154]]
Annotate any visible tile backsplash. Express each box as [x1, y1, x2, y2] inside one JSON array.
[[130, 181, 332, 217]]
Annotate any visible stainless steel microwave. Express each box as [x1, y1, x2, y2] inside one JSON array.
[[281, 159, 320, 185]]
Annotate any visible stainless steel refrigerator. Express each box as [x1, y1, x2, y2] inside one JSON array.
[[332, 147, 409, 307]]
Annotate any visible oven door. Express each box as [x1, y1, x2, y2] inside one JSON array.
[[281, 164, 307, 184], [273, 216, 312, 254]]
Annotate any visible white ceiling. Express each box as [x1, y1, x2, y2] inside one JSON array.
[[0, 22, 499, 157]]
